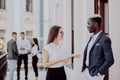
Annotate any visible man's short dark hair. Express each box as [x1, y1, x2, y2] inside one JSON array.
[[12, 32, 17, 35], [89, 14, 102, 28], [90, 17, 101, 28], [20, 32, 25, 35]]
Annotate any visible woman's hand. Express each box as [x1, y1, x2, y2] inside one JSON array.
[[74, 54, 80, 58], [69, 54, 80, 59]]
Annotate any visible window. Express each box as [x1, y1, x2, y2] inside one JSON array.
[[0, 0, 6, 9], [0, 29, 5, 50], [26, 0, 33, 12], [26, 30, 33, 41], [0, 29, 5, 35], [0, 37, 4, 50]]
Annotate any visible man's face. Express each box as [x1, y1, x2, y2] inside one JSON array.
[[13, 34, 17, 40], [87, 19, 96, 33], [21, 34, 25, 39]]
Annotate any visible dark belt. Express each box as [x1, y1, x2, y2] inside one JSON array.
[[20, 54, 28, 55], [86, 65, 89, 68]]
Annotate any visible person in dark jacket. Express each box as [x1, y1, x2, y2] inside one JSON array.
[[7, 32, 19, 80], [81, 14, 114, 80]]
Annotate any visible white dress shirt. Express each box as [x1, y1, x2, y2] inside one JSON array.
[[44, 43, 67, 68], [86, 31, 102, 66], [17, 39, 31, 54], [31, 45, 38, 56]]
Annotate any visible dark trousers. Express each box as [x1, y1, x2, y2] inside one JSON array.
[[17, 54, 28, 80], [46, 66, 66, 80], [32, 55, 38, 77]]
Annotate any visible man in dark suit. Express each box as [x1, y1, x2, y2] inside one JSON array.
[[81, 14, 114, 80], [7, 32, 19, 80]]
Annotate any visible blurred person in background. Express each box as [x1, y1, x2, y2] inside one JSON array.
[[17, 32, 31, 80], [7, 32, 19, 80], [30, 38, 39, 80]]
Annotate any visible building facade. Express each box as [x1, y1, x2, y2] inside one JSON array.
[[0, 0, 44, 51], [43, 0, 120, 80], [0, 0, 120, 80]]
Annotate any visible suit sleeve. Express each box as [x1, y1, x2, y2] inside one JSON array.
[[12, 41, 19, 56], [7, 42, 9, 52], [98, 37, 114, 75]]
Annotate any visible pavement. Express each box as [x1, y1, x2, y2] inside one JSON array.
[[6, 69, 47, 80], [6, 54, 47, 80]]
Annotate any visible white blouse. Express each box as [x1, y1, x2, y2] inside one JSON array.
[[44, 43, 67, 68], [31, 45, 38, 56]]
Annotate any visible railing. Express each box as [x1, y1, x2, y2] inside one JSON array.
[[0, 52, 7, 80]]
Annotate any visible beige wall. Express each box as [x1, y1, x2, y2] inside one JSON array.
[[109, 0, 120, 80], [73, 0, 95, 80], [0, 0, 41, 41]]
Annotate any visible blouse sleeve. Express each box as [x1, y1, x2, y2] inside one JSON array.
[[31, 45, 38, 55], [43, 45, 49, 52]]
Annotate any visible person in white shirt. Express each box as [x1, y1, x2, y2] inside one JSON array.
[[30, 38, 39, 80], [43, 25, 80, 80], [17, 32, 31, 80]]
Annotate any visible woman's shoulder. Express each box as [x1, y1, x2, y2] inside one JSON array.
[[46, 43, 53, 47], [44, 43, 53, 50], [32, 45, 38, 48]]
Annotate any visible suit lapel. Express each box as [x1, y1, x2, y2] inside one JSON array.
[[89, 32, 104, 53], [85, 36, 92, 51], [84, 36, 92, 61]]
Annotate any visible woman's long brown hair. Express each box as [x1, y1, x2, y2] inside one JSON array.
[[32, 38, 40, 50], [47, 25, 62, 44]]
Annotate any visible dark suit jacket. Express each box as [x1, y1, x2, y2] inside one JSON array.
[[7, 39, 19, 60], [82, 32, 114, 76]]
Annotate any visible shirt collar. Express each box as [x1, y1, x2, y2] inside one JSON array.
[[12, 38, 16, 41], [92, 30, 102, 40]]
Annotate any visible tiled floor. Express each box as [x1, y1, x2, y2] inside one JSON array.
[[6, 69, 47, 80]]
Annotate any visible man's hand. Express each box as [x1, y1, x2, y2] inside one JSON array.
[[20, 47, 25, 50]]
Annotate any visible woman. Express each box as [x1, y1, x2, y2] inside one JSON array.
[[43, 25, 80, 80], [31, 38, 39, 80]]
